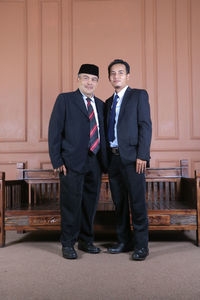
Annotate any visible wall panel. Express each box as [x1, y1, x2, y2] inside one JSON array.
[[190, 0, 200, 139], [0, 162, 26, 180], [0, 1, 27, 142], [176, 0, 190, 141], [40, 0, 62, 141], [0, 0, 199, 178], [72, 0, 146, 99], [192, 161, 200, 175], [156, 160, 180, 168], [155, 0, 178, 139]]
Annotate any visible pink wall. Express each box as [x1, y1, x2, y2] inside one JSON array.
[[0, 0, 200, 178]]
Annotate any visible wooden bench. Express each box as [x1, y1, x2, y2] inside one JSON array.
[[0, 160, 200, 247]]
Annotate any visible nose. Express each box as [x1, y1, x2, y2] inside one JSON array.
[[87, 78, 93, 84]]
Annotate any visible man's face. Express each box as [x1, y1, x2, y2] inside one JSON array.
[[78, 73, 98, 97], [109, 63, 129, 92]]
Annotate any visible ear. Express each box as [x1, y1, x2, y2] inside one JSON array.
[[127, 73, 130, 81]]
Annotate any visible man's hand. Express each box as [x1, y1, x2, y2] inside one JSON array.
[[54, 165, 67, 176], [136, 159, 146, 174]]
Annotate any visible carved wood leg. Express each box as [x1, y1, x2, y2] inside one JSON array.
[[0, 172, 6, 247], [196, 171, 200, 247], [196, 228, 200, 246], [0, 226, 5, 247]]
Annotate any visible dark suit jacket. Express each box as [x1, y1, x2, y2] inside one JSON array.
[[105, 87, 152, 166], [48, 89, 107, 173]]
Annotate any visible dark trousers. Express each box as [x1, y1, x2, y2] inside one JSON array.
[[60, 154, 101, 247], [108, 154, 148, 249]]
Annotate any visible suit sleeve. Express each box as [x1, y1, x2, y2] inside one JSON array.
[[137, 90, 152, 161], [48, 94, 66, 169]]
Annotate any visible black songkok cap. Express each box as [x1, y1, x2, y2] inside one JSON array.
[[78, 64, 99, 78]]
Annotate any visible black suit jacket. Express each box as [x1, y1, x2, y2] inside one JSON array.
[[48, 89, 107, 173], [105, 87, 152, 166]]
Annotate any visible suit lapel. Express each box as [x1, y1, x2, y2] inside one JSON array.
[[73, 89, 88, 118], [118, 87, 132, 123], [106, 96, 114, 126]]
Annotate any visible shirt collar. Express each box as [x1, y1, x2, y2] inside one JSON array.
[[114, 85, 129, 100], [79, 90, 95, 102]]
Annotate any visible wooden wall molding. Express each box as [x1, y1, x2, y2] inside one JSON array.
[[151, 148, 200, 152], [1, 147, 200, 154], [0, 150, 49, 154], [0, 0, 25, 3]]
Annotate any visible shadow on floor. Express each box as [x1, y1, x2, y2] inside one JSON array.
[[5, 228, 196, 247]]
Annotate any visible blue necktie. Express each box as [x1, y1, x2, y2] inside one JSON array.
[[108, 94, 119, 142]]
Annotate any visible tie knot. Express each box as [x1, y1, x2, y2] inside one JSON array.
[[112, 94, 119, 107], [86, 97, 91, 104], [114, 94, 119, 102]]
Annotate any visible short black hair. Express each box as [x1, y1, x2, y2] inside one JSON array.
[[108, 59, 130, 76]]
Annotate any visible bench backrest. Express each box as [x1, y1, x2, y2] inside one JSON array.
[[17, 164, 59, 206], [2, 160, 189, 210], [145, 160, 189, 210]]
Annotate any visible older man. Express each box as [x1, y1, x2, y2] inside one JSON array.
[[48, 64, 107, 259]]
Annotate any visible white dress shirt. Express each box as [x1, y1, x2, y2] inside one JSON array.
[[110, 85, 129, 148]]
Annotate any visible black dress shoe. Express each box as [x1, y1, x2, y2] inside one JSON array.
[[132, 248, 149, 261], [107, 242, 134, 254], [78, 240, 101, 254], [62, 246, 77, 259]]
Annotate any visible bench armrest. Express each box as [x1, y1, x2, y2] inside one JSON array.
[[181, 177, 196, 207], [5, 180, 27, 209]]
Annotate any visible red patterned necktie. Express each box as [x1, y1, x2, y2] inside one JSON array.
[[87, 98, 100, 154]]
